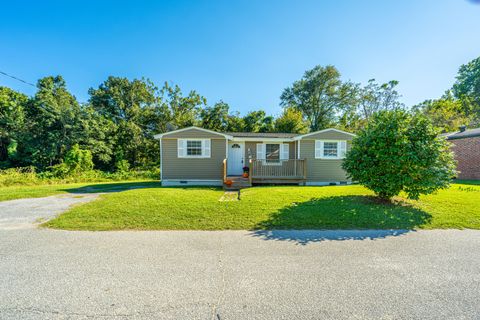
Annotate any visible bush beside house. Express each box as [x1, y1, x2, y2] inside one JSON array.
[[343, 110, 457, 200]]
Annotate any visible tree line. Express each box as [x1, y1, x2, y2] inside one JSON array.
[[1, 56, 478, 172]]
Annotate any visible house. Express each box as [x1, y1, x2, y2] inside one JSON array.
[[443, 126, 480, 180], [154, 126, 356, 187]]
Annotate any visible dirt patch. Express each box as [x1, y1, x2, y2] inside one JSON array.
[[219, 192, 239, 202]]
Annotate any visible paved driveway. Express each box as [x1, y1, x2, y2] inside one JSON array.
[[1, 227, 479, 319], [0, 194, 99, 230]]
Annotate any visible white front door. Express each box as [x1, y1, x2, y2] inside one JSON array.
[[227, 142, 244, 175]]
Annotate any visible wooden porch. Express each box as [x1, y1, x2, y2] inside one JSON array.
[[223, 159, 307, 189]]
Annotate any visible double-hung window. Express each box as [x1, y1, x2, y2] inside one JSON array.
[[265, 143, 280, 163], [256, 143, 289, 164], [323, 142, 338, 157], [187, 140, 202, 156], [177, 139, 211, 158], [315, 140, 347, 159]]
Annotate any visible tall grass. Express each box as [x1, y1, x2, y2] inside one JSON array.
[[0, 167, 159, 187]]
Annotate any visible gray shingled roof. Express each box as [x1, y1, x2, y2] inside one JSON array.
[[224, 132, 301, 138], [443, 127, 480, 140]]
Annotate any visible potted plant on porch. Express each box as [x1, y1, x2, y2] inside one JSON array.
[[242, 166, 249, 178]]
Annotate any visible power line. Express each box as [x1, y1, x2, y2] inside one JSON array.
[[0, 70, 153, 131], [0, 70, 36, 87]]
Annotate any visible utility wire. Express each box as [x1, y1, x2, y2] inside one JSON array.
[[0, 69, 155, 131], [0, 70, 36, 87]]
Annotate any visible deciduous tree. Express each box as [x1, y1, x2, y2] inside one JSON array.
[[242, 110, 274, 132], [342, 110, 456, 200], [357, 79, 403, 120], [274, 107, 309, 133], [199, 101, 230, 131], [88, 76, 158, 168], [413, 92, 471, 132], [0, 87, 27, 164], [225, 112, 245, 132], [159, 82, 205, 129], [19, 76, 83, 168], [453, 56, 480, 122], [280, 65, 357, 131]]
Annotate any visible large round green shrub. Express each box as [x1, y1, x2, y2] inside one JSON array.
[[342, 110, 457, 200], [64, 144, 94, 174]]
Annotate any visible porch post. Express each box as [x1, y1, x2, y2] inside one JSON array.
[[249, 159, 253, 185], [303, 158, 307, 181]]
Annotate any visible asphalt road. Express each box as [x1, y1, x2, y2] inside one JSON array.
[[1, 228, 479, 319]]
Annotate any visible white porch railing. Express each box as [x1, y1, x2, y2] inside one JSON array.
[[249, 159, 306, 180]]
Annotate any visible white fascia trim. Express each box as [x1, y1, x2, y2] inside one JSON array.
[[231, 137, 294, 142], [293, 128, 356, 140], [154, 126, 233, 140]]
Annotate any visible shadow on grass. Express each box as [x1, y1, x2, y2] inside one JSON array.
[[250, 195, 431, 245], [62, 181, 163, 194], [453, 179, 480, 186], [62, 182, 222, 194]]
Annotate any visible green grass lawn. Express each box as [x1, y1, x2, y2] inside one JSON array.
[[0, 181, 159, 202], [44, 182, 480, 230]]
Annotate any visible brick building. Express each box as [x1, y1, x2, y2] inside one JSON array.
[[443, 127, 480, 180]]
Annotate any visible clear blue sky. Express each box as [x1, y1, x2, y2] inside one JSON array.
[[1, 0, 480, 116]]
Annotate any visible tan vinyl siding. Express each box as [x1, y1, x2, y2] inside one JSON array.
[[300, 140, 352, 182], [245, 141, 296, 160], [245, 142, 257, 160], [163, 128, 226, 139], [301, 130, 354, 141], [162, 138, 226, 180]]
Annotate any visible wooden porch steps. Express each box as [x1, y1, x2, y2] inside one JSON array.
[[223, 176, 252, 190]]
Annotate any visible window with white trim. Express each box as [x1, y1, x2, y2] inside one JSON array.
[[315, 140, 347, 159], [187, 140, 202, 156], [256, 143, 290, 165], [323, 142, 338, 157], [178, 139, 211, 158], [266, 143, 280, 163]]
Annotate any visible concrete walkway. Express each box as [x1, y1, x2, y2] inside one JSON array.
[[0, 193, 99, 230]]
